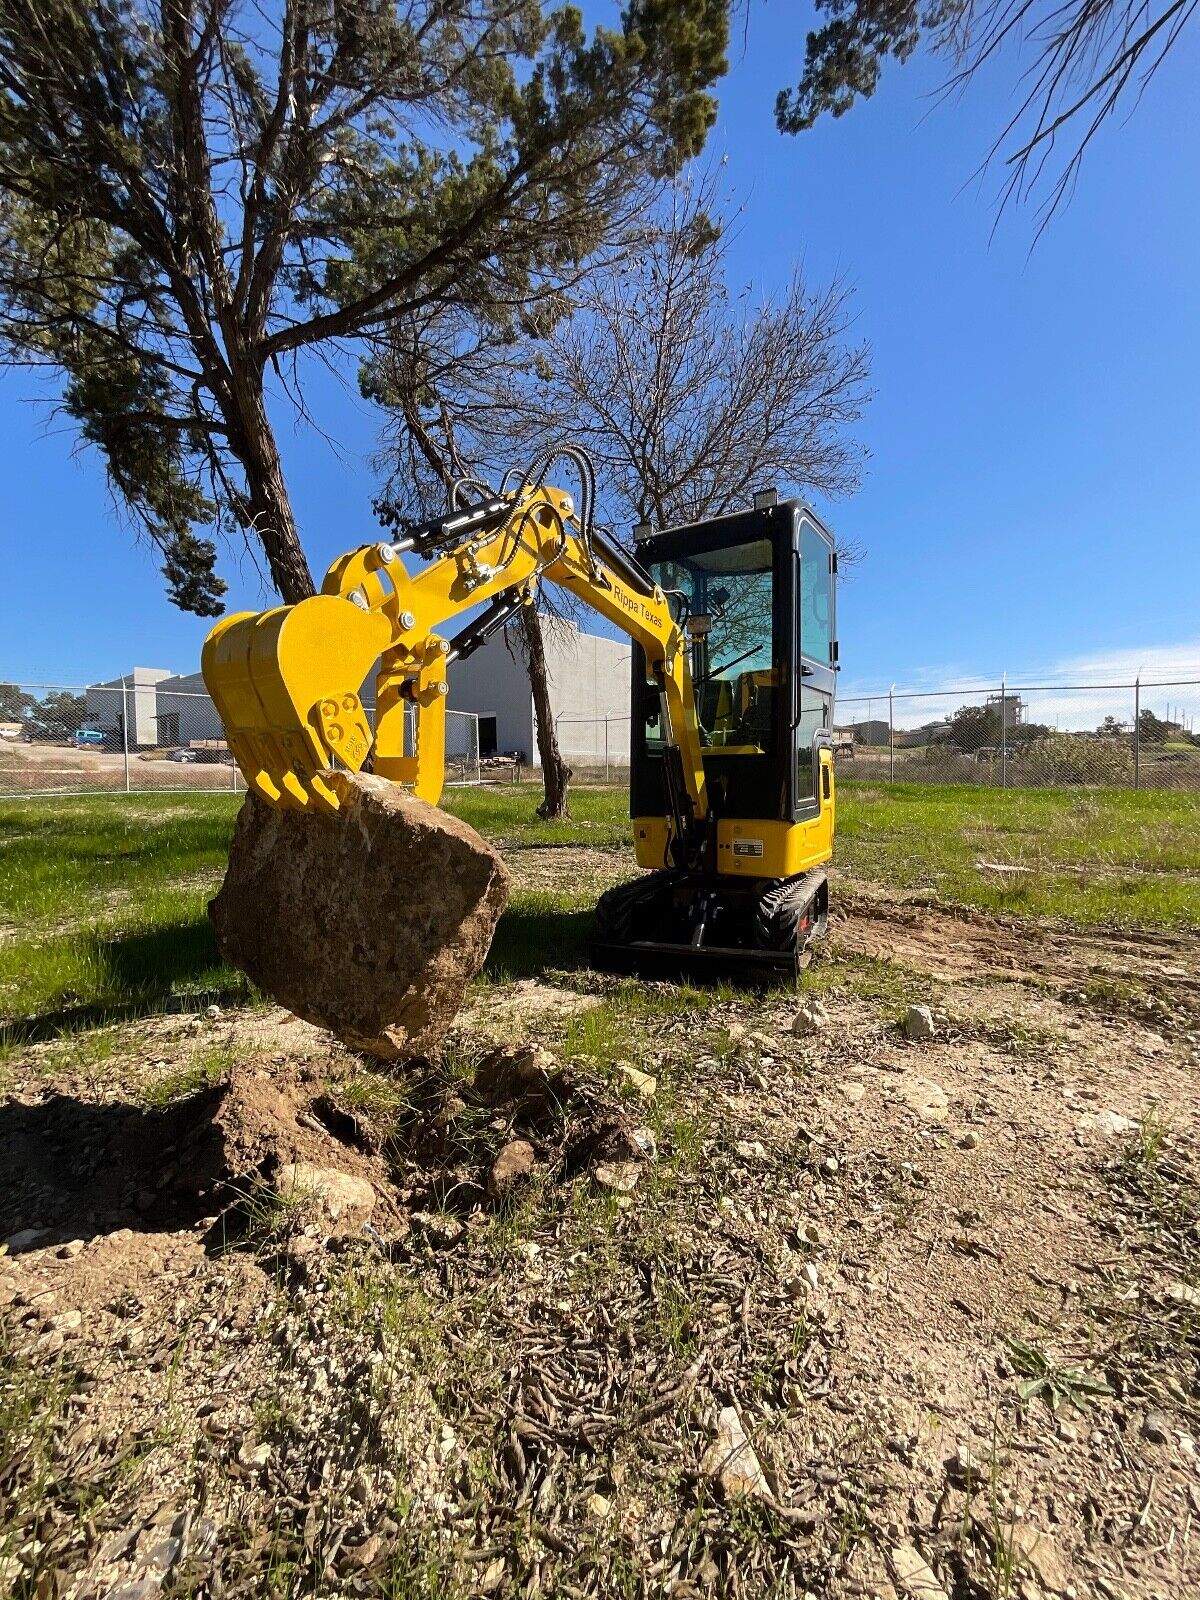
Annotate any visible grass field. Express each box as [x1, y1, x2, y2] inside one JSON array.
[[1, 780, 1197, 1040]]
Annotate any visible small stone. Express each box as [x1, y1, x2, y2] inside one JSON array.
[[204, 1004, 222, 1020], [49, 1309, 83, 1335], [891, 1542, 949, 1600], [801, 1262, 819, 1291], [586, 1492, 611, 1520], [1076, 1109, 1137, 1139], [958, 1131, 979, 1150], [594, 1162, 641, 1194], [821, 1156, 839, 1176], [700, 1406, 771, 1499], [615, 1063, 657, 1101], [1141, 1410, 1170, 1444], [475, 1043, 556, 1105], [903, 1006, 936, 1042], [237, 1440, 272, 1472], [1056, 1421, 1079, 1444], [342, 1535, 382, 1571], [274, 1162, 376, 1225], [791, 998, 829, 1037], [945, 1444, 986, 1486], [735, 1139, 767, 1161], [896, 1073, 949, 1123], [487, 1139, 536, 1203], [1008, 1524, 1070, 1594]]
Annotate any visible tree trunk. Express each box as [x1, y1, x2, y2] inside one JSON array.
[[225, 364, 317, 606], [519, 608, 572, 819]]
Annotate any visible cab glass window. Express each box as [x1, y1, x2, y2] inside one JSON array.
[[800, 522, 832, 665], [647, 539, 777, 756], [795, 685, 830, 808]]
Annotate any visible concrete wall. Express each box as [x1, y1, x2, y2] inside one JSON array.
[[446, 634, 534, 760], [446, 621, 632, 765], [156, 671, 225, 745]]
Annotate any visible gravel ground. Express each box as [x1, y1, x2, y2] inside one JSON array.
[[2, 876, 1199, 1600]]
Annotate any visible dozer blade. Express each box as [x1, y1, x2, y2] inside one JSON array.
[[202, 595, 392, 813]]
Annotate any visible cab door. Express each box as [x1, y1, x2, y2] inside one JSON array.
[[791, 511, 838, 825]]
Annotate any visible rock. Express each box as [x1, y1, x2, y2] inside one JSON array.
[[237, 1440, 272, 1473], [1077, 1109, 1137, 1139], [56, 1239, 85, 1259], [342, 1535, 383, 1571], [896, 1073, 949, 1123], [1166, 1281, 1200, 1309], [791, 998, 829, 1036], [48, 1309, 83, 1335], [615, 1063, 657, 1101], [594, 1161, 641, 1194], [700, 1406, 771, 1500], [958, 1131, 979, 1150], [474, 1044, 556, 1106], [903, 1006, 936, 1042], [586, 1492, 611, 1520], [945, 1444, 986, 1486], [891, 1543, 949, 1600], [821, 1156, 839, 1176], [275, 1162, 376, 1224], [1007, 1524, 1070, 1594], [209, 772, 509, 1060], [204, 1004, 222, 1020], [3, 1228, 48, 1254], [1141, 1410, 1171, 1444], [487, 1140, 536, 1202], [800, 1262, 819, 1291]]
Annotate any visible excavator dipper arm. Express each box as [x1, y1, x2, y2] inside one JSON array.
[[202, 482, 709, 848]]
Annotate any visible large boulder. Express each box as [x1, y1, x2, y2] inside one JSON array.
[[210, 771, 509, 1060]]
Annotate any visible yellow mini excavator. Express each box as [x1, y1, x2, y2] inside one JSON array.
[[203, 447, 839, 978]]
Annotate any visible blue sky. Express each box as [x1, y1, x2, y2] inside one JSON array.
[[1, 5, 1197, 699]]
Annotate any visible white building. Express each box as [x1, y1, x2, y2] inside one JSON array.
[[90, 619, 633, 766], [447, 620, 632, 766], [85, 668, 171, 747]]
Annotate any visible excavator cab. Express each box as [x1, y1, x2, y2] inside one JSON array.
[[592, 496, 838, 977]]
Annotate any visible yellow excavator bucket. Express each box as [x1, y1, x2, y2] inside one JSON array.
[[202, 594, 392, 813]]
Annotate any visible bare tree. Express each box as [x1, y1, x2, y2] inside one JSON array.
[[775, 0, 1195, 228], [369, 174, 870, 817]]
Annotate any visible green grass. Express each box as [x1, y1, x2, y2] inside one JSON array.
[[1, 779, 1196, 1042], [837, 780, 1200, 927]]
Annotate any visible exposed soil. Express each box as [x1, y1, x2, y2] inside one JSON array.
[[2, 875, 1199, 1600]]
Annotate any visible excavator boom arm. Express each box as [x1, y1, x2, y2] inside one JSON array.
[[203, 483, 708, 843]]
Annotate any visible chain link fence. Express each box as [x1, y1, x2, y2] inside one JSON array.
[[4, 673, 1199, 799], [0, 682, 481, 798], [837, 678, 1200, 792]]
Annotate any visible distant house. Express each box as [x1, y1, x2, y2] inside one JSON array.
[[847, 718, 890, 747]]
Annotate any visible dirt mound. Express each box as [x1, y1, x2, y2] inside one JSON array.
[[0, 1065, 396, 1248]]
